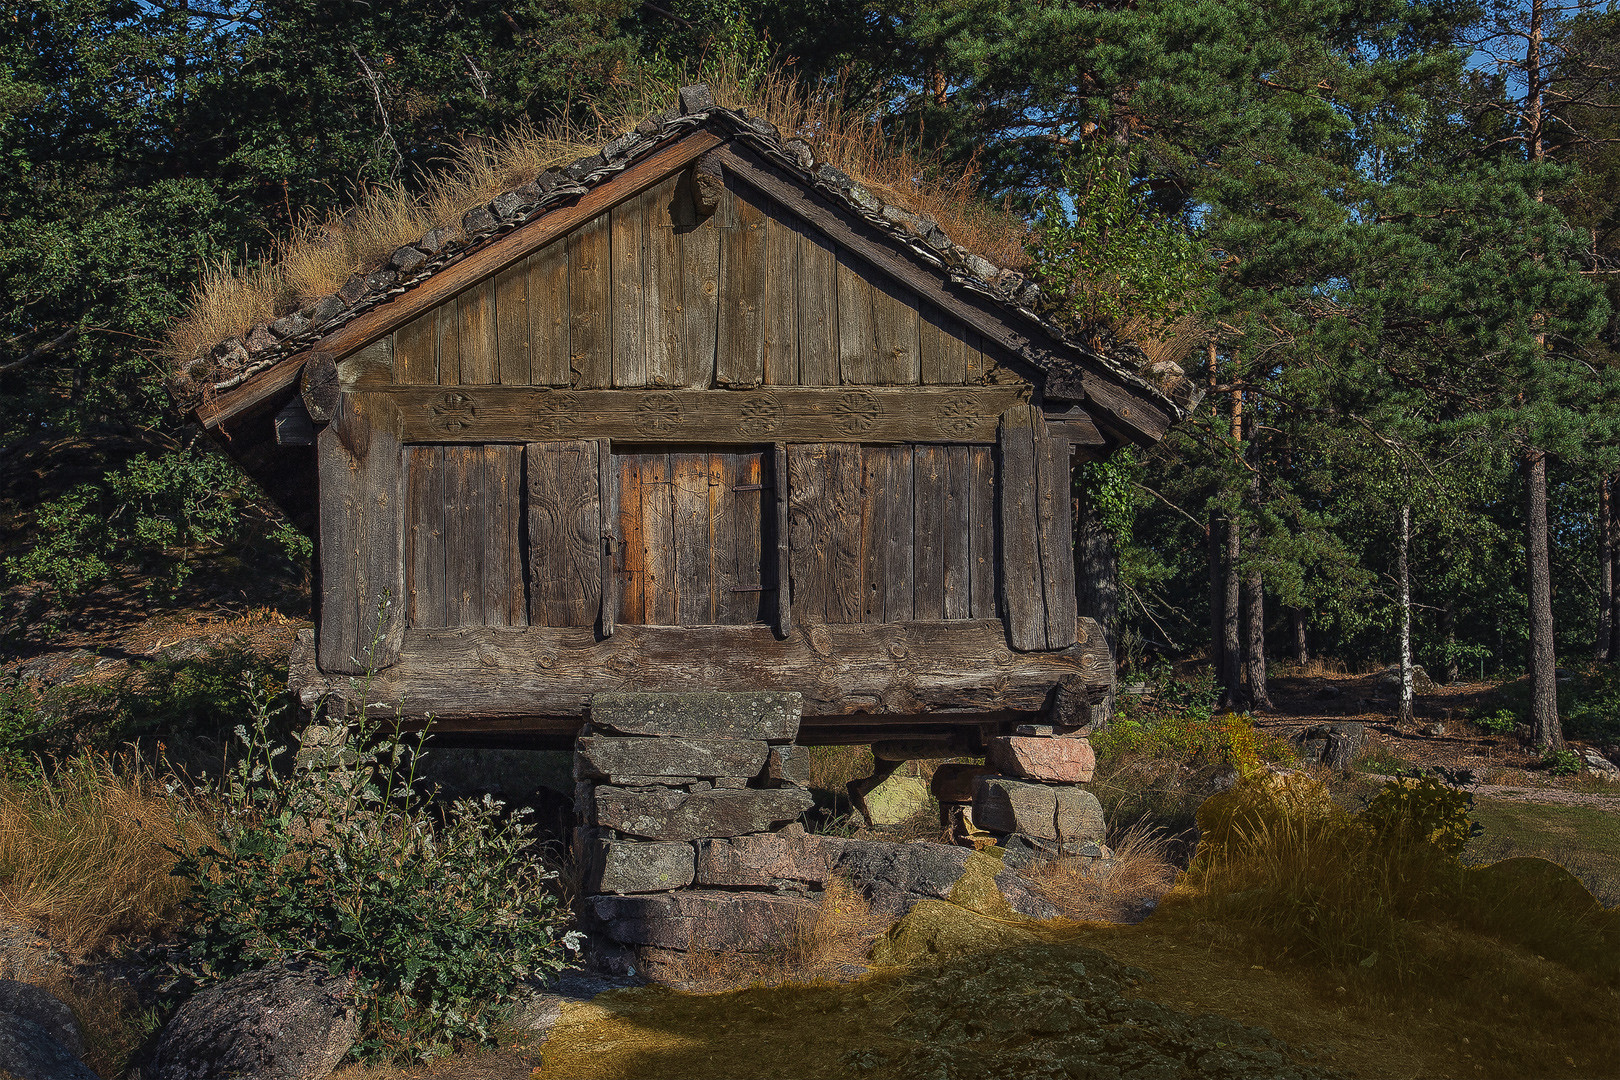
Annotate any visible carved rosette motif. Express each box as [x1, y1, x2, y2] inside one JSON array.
[[738, 393, 783, 436], [638, 392, 680, 435], [835, 390, 879, 436], [428, 392, 475, 433], [530, 392, 573, 438], [938, 396, 979, 438]]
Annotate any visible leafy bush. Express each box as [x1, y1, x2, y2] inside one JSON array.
[[4, 445, 310, 619], [1098, 665, 1291, 774], [166, 681, 578, 1058], [1564, 664, 1620, 745], [1541, 747, 1584, 776], [1359, 771, 1482, 859], [0, 678, 50, 781], [1473, 707, 1519, 736]]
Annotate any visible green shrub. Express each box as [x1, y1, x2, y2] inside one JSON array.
[[4, 446, 310, 622], [165, 680, 578, 1059], [1564, 664, 1620, 745], [0, 678, 49, 781], [1541, 747, 1584, 776], [1473, 708, 1519, 736], [1098, 665, 1292, 774], [1359, 770, 1482, 859]]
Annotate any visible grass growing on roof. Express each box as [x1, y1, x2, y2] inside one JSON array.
[[167, 50, 1031, 374]]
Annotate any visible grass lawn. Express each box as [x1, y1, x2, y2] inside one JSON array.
[[1466, 797, 1620, 906]]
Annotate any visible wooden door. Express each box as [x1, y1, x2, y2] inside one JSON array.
[[613, 446, 776, 625]]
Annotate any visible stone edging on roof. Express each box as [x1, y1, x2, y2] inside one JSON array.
[[189, 84, 1197, 420]]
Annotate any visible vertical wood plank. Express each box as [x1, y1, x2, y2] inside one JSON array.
[[913, 444, 946, 620], [406, 446, 446, 627], [435, 298, 460, 385], [763, 209, 798, 385], [964, 329, 987, 385], [881, 446, 915, 621], [1035, 419, 1079, 647], [787, 443, 830, 623], [968, 444, 997, 620], [611, 195, 647, 387], [836, 255, 878, 385], [317, 394, 405, 674], [616, 452, 645, 625], [525, 440, 601, 628], [458, 278, 497, 384], [717, 177, 767, 387], [569, 213, 611, 388], [998, 406, 1047, 649], [641, 452, 677, 624], [444, 445, 485, 627], [774, 443, 791, 637], [395, 312, 438, 385], [527, 241, 571, 386], [873, 279, 921, 385], [646, 176, 685, 387], [495, 261, 529, 385], [921, 309, 968, 385], [482, 445, 524, 625], [826, 442, 866, 624], [797, 226, 839, 386], [599, 440, 615, 637], [672, 450, 714, 624], [719, 451, 765, 623], [943, 445, 972, 620], [860, 446, 884, 623], [677, 170, 719, 388]]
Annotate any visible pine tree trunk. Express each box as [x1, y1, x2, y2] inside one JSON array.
[[1290, 606, 1309, 665], [1441, 600, 1459, 685], [1599, 475, 1612, 661], [1397, 503, 1414, 727], [1244, 555, 1270, 708], [1209, 512, 1226, 675], [1526, 449, 1563, 750], [1222, 513, 1246, 708]]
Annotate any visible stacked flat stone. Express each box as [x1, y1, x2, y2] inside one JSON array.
[[966, 724, 1110, 864], [577, 691, 826, 965]]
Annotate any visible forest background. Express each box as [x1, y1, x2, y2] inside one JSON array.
[[4, 0, 1620, 752]]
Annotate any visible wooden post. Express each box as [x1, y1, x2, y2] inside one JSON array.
[[599, 439, 617, 638], [317, 394, 405, 674], [775, 443, 792, 638]]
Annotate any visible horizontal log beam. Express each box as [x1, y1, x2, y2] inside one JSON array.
[[366, 385, 1031, 444], [289, 619, 1112, 725]]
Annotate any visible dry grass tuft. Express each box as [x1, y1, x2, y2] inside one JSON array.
[[169, 55, 1028, 371], [1026, 820, 1180, 923], [0, 752, 211, 955], [0, 956, 153, 1078]]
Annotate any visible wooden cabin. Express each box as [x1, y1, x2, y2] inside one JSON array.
[[191, 100, 1196, 749]]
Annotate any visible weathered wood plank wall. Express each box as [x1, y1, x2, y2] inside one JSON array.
[[387, 173, 1005, 391], [787, 443, 997, 627]]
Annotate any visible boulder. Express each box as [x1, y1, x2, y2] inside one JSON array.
[[1294, 722, 1367, 771], [998, 832, 1112, 872], [694, 825, 842, 888], [868, 898, 1039, 967], [972, 776, 1058, 839], [1054, 787, 1106, 843], [589, 785, 814, 841], [148, 964, 359, 1080], [589, 692, 801, 741], [1375, 663, 1438, 693], [589, 838, 696, 894], [575, 736, 768, 783], [0, 1011, 97, 1080], [591, 890, 816, 951], [0, 980, 83, 1059], [861, 773, 930, 826], [832, 840, 972, 916], [1580, 747, 1618, 779], [986, 736, 1096, 782], [929, 762, 997, 804], [763, 744, 810, 786]]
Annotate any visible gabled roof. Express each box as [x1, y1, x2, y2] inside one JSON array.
[[188, 85, 1202, 447]]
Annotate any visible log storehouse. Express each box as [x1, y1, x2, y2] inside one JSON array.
[[183, 85, 1200, 968]]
